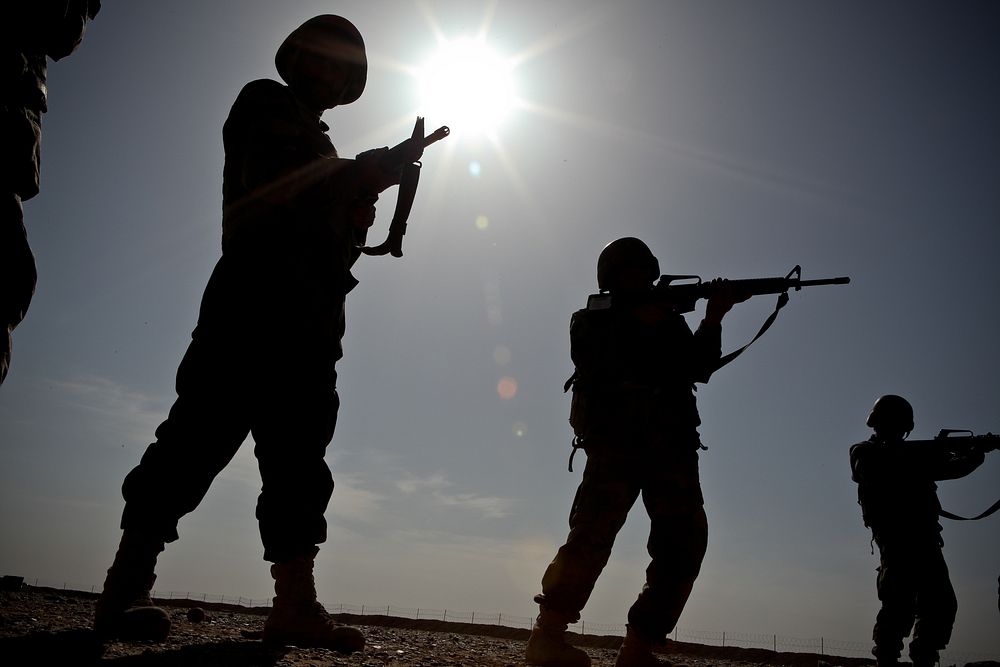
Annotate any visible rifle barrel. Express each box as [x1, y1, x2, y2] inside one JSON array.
[[798, 277, 851, 287]]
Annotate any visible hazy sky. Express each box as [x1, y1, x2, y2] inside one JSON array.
[[2, 0, 998, 659]]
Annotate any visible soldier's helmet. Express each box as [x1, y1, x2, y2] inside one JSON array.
[[597, 237, 660, 292], [276, 15, 367, 105], [866, 394, 914, 435]]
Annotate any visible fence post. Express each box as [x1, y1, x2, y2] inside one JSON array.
[[386, 605, 390, 616], [443, 610, 447, 622], [361, 605, 365, 615], [471, 612, 475, 624], [773, 634, 776, 652], [722, 631, 726, 647], [498, 613, 502, 625], [416, 608, 420, 619], [821, 637, 824, 655]]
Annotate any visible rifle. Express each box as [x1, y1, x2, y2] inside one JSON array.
[[360, 116, 450, 258], [651, 265, 850, 314], [910, 429, 1000, 456], [585, 265, 850, 371], [911, 430, 999, 521]]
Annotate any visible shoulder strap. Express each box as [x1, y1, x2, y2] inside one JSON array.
[[940, 497, 1000, 521], [713, 290, 789, 372]]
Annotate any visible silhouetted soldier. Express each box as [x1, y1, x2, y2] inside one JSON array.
[[1, 1, 101, 384], [94, 15, 401, 652], [850, 395, 985, 667], [526, 238, 747, 667]]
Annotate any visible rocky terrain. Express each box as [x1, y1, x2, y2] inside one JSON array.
[[0, 586, 959, 667]]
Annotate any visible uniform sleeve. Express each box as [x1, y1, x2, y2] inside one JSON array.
[[224, 80, 347, 219], [689, 320, 723, 384], [849, 442, 870, 483], [933, 448, 986, 481], [569, 309, 606, 387], [227, 81, 321, 196]]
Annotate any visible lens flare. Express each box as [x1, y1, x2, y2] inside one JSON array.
[[475, 215, 490, 230], [497, 376, 518, 400], [513, 422, 527, 438]]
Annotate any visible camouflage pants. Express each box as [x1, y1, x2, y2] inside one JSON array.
[[120, 250, 342, 563], [873, 537, 957, 663], [538, 437, 707, 642]]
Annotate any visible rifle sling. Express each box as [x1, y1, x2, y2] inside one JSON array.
[[939, 496, 1000, 521], [713, 290, 790, 373]]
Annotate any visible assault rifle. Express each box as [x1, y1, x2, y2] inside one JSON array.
[[913, 430, 999, 521], [909, 429, 1000, 456], [650, 265, 850, 314], [360, 116, 450, 258], [585, 266, 849, 371]]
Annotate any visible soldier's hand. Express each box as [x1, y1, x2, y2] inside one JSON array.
[[704, 278, 751, 325], [355, 147, 401, 194]]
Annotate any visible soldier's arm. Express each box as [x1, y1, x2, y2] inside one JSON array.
[[933, 448, 986, 481]]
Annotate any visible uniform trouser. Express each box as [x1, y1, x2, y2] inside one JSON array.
[[119, 251, 342, 563], [873, 537, 957, 662], [1, 193, 37, 384], [538, 439, 708, 642]]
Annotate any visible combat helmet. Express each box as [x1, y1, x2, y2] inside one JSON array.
[[275, 15, 367, 104], [866, 394, 914, 436], [597, 237, 660, 292]]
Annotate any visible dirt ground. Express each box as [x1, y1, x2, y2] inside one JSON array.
[[0, 586, 946, 667]]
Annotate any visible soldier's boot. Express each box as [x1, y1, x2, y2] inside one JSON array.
[[872, 646, 900, 667], [93, 531, 171, 641], [525, 608, 591, 667], [908, 644, 939, 667], [614, 626, 671, 667], [261, 548, 365, 653]]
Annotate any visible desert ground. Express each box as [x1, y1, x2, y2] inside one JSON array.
[[0, 585, 983, 667]]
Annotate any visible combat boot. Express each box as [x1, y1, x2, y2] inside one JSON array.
[[872, 644, 900, 667], [261, 548, 365, 653], [93, 531, 171, 641], [525, 607, 591, 667], [908, 645, 939, 667], [614, 625, 671, 667]]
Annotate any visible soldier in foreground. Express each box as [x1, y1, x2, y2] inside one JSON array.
[[850, 395, 986, 667], [1, 1, 101, 384], [526, 237, 747, 667], [93, 15, 404, 652]]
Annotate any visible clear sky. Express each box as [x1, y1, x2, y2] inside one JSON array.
[[2, 0, 998, 659]]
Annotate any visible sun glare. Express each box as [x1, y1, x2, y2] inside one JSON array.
[[418, 37, 516, 139]]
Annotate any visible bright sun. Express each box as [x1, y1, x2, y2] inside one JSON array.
[[417, 37, 517, 139]]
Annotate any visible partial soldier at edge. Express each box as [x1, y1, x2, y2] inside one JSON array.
[[1, 1, 101, 385]]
